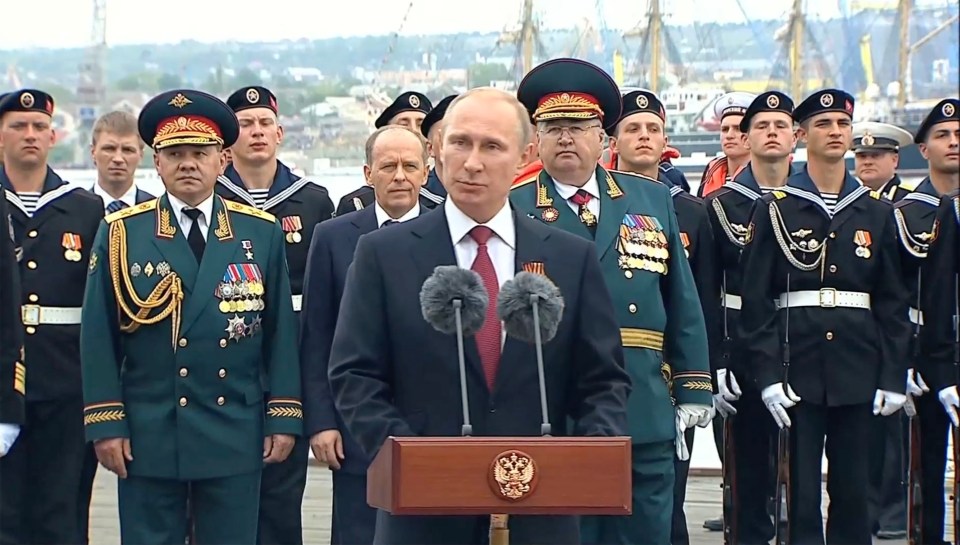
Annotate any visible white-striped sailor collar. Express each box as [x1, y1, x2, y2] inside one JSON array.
[[782, 167, 870, 217], [2, 167, 81, 218], [901, 177, 941, 207], [218, 160, 312, 211]]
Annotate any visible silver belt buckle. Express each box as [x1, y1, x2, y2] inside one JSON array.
[[819, 288, 837, 308], [21, 305, 40, 326]]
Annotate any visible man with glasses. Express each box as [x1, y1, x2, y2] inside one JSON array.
[[510, 58, 713, 545]]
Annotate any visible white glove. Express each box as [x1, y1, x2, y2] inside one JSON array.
[[675, 417, 689, 461], [873, 389, 907, 416], [713, 368, 742, 418], [906, 368, 930, 397], [0, 424, 20, 457], [761, 382, 801, 429], [938, 386, 960, 427], [677, 403, 713, 429]]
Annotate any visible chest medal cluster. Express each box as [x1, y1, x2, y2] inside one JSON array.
[[617, 214, 670, 275]]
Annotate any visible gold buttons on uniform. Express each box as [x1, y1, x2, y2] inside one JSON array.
[[825, 331, 834, 340], [219, 339, 227, 348], [27, 230, 37, 238], [179, 368, 188, 377], [217, 396, 225, 406], [28, 294, 38, 302], [218, 369, 226, 378], [624, 271, 633, 279], [26, 261, 37, 269], [26, 327, 36, 335], [179, 397, 188, 407], [628, 304, 637, 314], [178, 338, 188, 348], [829, 265, 837, 273]]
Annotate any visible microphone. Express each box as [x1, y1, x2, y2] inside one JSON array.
[[497, 271, 565, 436], [420, 265, 489, 436]]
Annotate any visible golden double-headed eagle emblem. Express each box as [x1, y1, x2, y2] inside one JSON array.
[[490, 451, 537, 501]]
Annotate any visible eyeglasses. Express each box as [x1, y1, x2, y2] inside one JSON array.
[[538, 125, 602, 139]]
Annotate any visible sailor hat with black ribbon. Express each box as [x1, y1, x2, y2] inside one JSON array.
[[0, 89, 55, 118], [375, 91, 433, 129], [227, 86, 279, 115], [739, 91, 794, 131], [914, 98, 959, 144], [793, 88, 855, 124], [714, 91, 757, 120]]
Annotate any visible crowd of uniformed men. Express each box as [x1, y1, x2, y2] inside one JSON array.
[[0, 55, 957, 545]]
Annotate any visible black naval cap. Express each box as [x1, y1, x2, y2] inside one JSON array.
[[0, 89, 55, 118], [793, 88, 855, 124], [227, 86, 278, 115], [606, 89, 665, 136], [516, 58, 623, 130], [739, 91, 795, 132], [851, 122, 913, 153], [914, 98, 959, 144], [375, 91, 433, 129], [420, 94, 457, 138], [138, 89, 239, 150]]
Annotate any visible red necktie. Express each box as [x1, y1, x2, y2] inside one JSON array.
[[470, 226, 501, 389]]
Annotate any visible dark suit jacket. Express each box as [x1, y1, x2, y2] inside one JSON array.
[[327, 205, 630, 543], [300, 205, 380, 474]]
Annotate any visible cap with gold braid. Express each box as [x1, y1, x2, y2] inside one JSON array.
[[0, 89, 55, 118], [138, 89, 239, 150], [516, 58, 622, 130]]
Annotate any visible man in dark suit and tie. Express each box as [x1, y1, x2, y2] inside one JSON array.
[[327, 87, 632, 545], [88, 111, 155, 213], [300, 124, 431, 545]]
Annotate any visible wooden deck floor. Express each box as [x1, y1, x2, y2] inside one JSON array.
[[88, 462, 956, 545]]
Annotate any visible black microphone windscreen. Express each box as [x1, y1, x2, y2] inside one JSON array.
[[497, 271, 565, 343], [419, 265, 489, 336]]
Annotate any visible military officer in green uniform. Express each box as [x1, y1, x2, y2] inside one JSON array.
[[80, 89, 302, 545], [510, 58, 714, 545]]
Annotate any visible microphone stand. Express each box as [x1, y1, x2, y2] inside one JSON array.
[[453, 299, 472, 437]]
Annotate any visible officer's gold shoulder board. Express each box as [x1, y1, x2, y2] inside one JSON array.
[[225, 200, 277, 223], [771, 190, 787, 200], [105, 199, 157, 224], [899, 178, 922, 192], [869, 190, 882, 200], [511, 175, 538, 190]]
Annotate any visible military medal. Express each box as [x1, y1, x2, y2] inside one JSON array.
[[225, 315, 247, 342], [854, 229, 872, 258], [281, 216, 303, 244], [242, 240, 254, 260], [130, 263, 142, 277], [219, 300, 231, 313], [578, 207, 597, 227], [156, 261, 171, 276], [541, 207, 559, 222], [62, 233, 82, 262]]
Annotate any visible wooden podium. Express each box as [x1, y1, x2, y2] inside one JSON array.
[[368, 436, 632, 530]]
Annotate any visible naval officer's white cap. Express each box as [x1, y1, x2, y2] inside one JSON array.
[[714, 91, 758, 120], [852, 121, 913, 153]]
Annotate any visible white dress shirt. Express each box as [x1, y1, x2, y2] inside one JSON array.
[[443, 198, 515, 290], [91, 182, 138, 210], [167, 192, 215, 241], [375, 202, 421, 228], [552, 172, 601, 219]]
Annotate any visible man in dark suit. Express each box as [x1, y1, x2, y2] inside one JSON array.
[[301, 124, 431, 545], [327, 87, 631, 545], [87, 111, 155, 213]]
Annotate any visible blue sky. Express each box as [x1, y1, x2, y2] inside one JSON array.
[[2, 0, 942, 50]]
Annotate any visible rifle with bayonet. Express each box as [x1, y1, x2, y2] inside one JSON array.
[[774, 274, 791, 545], [907, 273, 923, 545], [721, 273, 738, 545]]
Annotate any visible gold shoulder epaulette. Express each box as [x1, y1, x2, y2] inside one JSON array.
[[607, 168, 661, 184], [771, 190, 787, 200], [511, 175, 538, 190], [225, 200, 276, 223], [870, 190, 882, 200], [105, 199, 157, 223], [899, 178, 922, 192]]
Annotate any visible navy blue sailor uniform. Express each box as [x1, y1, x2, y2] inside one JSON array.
[[740, 164, 911, 545], [0, 89, 106, 545], [214, 84, 335, 545]]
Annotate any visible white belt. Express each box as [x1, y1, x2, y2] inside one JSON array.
[[292, 294, 302, 312], [909, 307, 924, 326], [776, 289, 871, 310], [21, 305, 82, 326], [721, 293, 742, 310]]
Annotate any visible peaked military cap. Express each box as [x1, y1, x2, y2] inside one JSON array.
[[851, 121, 913, 153], [138, 89, 239, 150], [714, 91, 756, 120], [606, 88, 665, 136], [375, 91, 433, 129], [793, 88, 855, 124], [0, 89, 55, 118], [739, 91, 794, 131], [914, 98, 959, 144], [420, 94, 457, 137], [517, 58, 623, 130], [227, 86, 278, 114]]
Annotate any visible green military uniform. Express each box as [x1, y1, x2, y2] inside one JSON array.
[[80, 89, 302, 545], [512, 58, 712, 545]]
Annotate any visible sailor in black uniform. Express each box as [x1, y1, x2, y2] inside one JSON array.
[[740, 88, 911, 545], [895, 97, 959, 545], [0, 192, 24, 456], [334, 91, 443, 215], [419, 93, 456, 202], [853, 121, 915, 203], [216, 85, 334, 545], [0, 89, 105, 545]]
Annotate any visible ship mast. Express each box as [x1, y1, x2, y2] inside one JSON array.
[[521, 0, 535, 77], [897, 0, 911, 108], [789, 0, 804, 101]]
